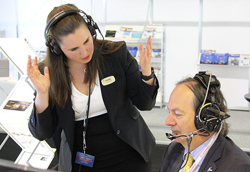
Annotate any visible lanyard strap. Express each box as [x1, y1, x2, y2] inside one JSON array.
[[188, 132, 219, 172], [83, 81, 92, 154]]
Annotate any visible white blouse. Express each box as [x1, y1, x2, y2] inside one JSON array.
[[71, 73, 107, 121]]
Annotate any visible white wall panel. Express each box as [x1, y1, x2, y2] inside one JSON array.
[[202, 27, 250, 54], [153, 0, 199, 22], [0, 0, 17, 37], [201, 0, 250, 110], [203, 0, 250, 22], [64, 0, 92, 15], [164, 26, 199, 101], [16, 0, 62, 48], [106, 0, 150, 22], [92, 0, 106, 23], [1, 0, 250, 109]]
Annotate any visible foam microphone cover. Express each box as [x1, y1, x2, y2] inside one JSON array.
[[165, 133, 174, 140]]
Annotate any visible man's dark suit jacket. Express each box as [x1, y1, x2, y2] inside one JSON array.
[[28, 42, 159, 171], [160, 134, 250, 172]]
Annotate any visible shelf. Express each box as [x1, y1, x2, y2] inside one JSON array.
[[104, 24, 165, 108], [105, 37, 162, 44], [198, 64, 250, 69], [135, 57, 161, 63]]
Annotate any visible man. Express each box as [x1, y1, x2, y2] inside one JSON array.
[[160, 71, 250, 172]]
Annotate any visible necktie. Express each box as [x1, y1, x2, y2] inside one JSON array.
[[183, 153, 194, 172]]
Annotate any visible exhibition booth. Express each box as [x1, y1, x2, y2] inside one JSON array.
[[1, 0, 250, 171]]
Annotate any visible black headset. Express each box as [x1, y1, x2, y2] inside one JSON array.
[[44, 9, 103, 56], [193, 71, 230, 133]]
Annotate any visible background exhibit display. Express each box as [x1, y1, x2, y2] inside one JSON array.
[[0, 38, 55, 169]]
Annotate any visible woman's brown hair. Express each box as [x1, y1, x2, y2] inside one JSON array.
[[43, 4, 124, 107]]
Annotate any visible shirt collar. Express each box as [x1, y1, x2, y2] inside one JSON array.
[[183, 133, 215, 162]]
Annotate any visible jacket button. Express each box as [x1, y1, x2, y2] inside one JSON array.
[[117, 130, 120, 135]]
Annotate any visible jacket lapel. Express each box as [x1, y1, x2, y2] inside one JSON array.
[[199, 134, 224, 172], [99, 61, 117, 127], [167, 151, 184, 172]]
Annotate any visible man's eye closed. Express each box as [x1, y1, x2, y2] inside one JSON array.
[[176, 113, 182, 118]]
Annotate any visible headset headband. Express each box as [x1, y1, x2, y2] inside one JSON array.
[[44, 8, 104, 58], [193, 71, 220, 90], [44, 9, 93, 40]]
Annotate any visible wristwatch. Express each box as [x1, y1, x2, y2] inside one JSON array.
[[141, 67, 155, 81]]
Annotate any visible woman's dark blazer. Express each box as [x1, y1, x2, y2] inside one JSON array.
[[28, 41, 159, 171]]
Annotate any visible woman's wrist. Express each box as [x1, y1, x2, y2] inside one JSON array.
[[141, 67, 155, 81]]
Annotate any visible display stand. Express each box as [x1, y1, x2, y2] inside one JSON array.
[[0, 38, 38, 75], [0, 38, 55, 170], [104, 24, 165, 107]]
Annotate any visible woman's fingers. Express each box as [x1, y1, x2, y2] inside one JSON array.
[[44, 66, 50, 79], [139, 43, 144, 58]]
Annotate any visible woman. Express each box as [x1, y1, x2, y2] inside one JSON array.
[[27, 4, 158, 172]]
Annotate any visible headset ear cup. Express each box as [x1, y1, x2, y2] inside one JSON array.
[[51, 42, 62, 55], [195, 105, 206, 132], [47, 36, 62, 55], [195, 104, 221, 133]]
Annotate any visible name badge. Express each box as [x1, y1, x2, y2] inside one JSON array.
[[101, 76, 115, 86], [75, 152, 95, 168]]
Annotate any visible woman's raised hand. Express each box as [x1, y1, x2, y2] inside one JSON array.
[[27, 55, 50, 94], [139, 36, 152, 76]]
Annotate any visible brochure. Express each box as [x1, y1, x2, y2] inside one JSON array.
[[228, 54, 240, 66]]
